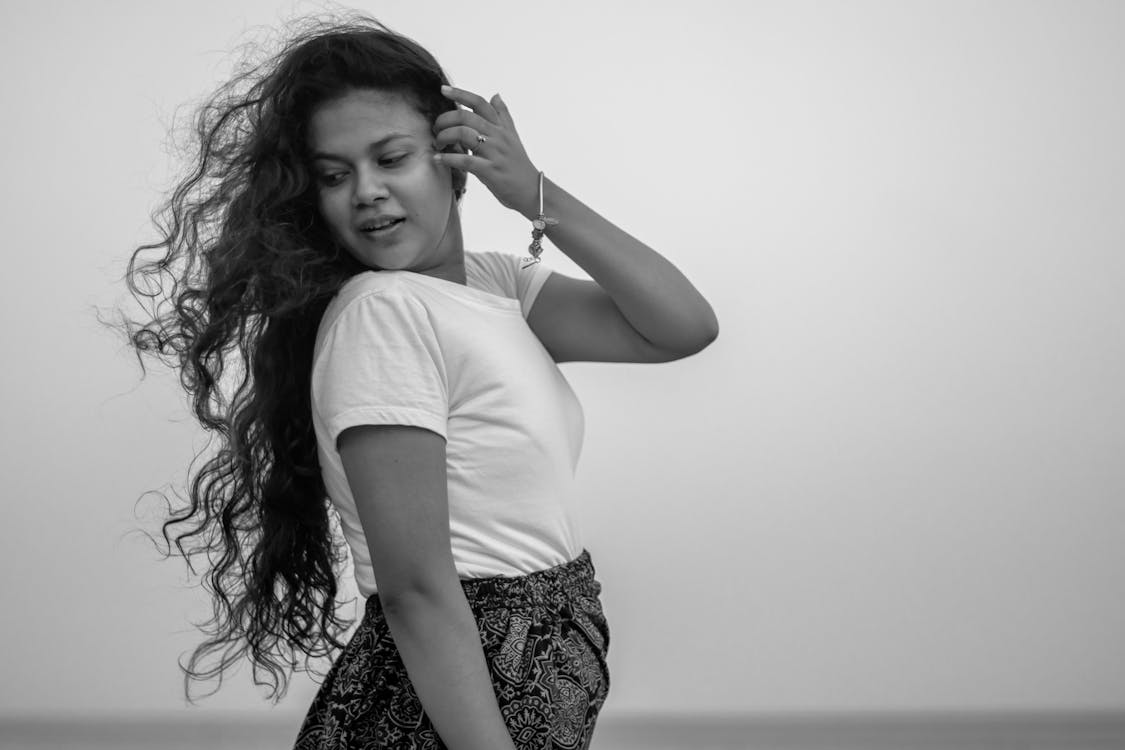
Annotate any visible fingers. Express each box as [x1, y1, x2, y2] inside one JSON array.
[[440, 84, 500, 124], [433, 124, 491, 153], [433, 150, 481, 173], [434, 86, 533, 209], [432, 108, 495, 137], [433, 89, 519, 152], [436, 86, 515, 133], [489, 93, 517, 132]]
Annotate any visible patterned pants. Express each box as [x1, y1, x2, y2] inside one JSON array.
[[293, 549, 611, 749]]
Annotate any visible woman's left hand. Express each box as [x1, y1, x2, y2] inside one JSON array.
[[432, 85, 540, 220]]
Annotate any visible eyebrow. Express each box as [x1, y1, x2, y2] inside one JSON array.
[[311, 132, 415, 162]]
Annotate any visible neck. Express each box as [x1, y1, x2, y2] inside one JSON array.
[[424, 194, 467, 285]]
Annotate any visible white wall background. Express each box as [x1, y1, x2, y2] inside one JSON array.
[[1, 0, 1123, 723]]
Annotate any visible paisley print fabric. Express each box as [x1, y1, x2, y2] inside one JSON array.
[[293, 549, 610, 749]]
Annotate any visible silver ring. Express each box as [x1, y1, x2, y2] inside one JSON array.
[[476, 133, 488, 144]]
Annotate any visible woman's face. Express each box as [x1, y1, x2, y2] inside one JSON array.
[[308, 88, 462, 277]]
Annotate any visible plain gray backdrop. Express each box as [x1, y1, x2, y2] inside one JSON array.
[[1, 0, 1122, 721]]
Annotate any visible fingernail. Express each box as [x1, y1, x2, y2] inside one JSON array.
[[441, 84, 451, 94]]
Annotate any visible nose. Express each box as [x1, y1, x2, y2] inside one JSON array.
[[353, 164, 389, 206]]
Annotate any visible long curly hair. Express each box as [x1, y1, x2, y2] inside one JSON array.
[[114, 13, 465, 704]]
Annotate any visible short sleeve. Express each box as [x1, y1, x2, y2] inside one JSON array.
[[465, 251, 554, 317], [515, 255, 553, 317], [312, 290, 449, 450]]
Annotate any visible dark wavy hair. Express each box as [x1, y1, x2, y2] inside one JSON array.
[[112, 13, 465, 704]]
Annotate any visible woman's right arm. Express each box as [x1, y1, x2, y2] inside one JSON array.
[[339, 424, 517, 750]]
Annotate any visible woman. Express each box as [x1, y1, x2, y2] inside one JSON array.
[[122, 12, 718, 750]]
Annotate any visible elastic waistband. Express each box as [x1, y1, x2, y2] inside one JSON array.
[[461, 549, 600, 610], [366, 549, 600, 613]]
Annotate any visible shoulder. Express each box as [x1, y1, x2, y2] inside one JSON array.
[[465, 250, 511, 269], [312, 272, 447, 379], [336, 269, 408, 303], [465, 250, 515, 294], [320, 271, 428, 333]]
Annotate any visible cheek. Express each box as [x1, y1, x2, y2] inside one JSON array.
[[418, 171, 453, 221], [318, 191, 350, 232]]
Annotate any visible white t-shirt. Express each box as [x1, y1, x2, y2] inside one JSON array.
[[310, 250, 586, 597]]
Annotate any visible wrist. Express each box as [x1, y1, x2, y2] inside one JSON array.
[[517, 168, 543, 221]]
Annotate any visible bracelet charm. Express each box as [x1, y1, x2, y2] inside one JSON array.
[[522, 171, 557, 269]]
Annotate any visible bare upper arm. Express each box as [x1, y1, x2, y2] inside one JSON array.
[[337, 423, 456, 603], [526, 272, 699, 364]]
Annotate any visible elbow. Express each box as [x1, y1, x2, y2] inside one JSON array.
[[690, 319, 719, 354], [694, 304, 720, 351], [673, 321, 719, 359], [664, 326, 717, 360], [673, 309, 720, 357], [378, 571, 464, 613], [704, 307, 720, 341], [703, 318, 719, 346]]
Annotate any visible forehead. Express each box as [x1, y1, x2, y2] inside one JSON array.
[[308, 89, 429, 150]]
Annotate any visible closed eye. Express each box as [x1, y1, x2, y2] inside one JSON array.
[[379, 153, 409, 167]]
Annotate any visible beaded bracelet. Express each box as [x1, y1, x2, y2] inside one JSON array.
[[522, 170, 558, 269]]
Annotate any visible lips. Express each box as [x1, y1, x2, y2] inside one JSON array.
[[358, 216, 404, 232]]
